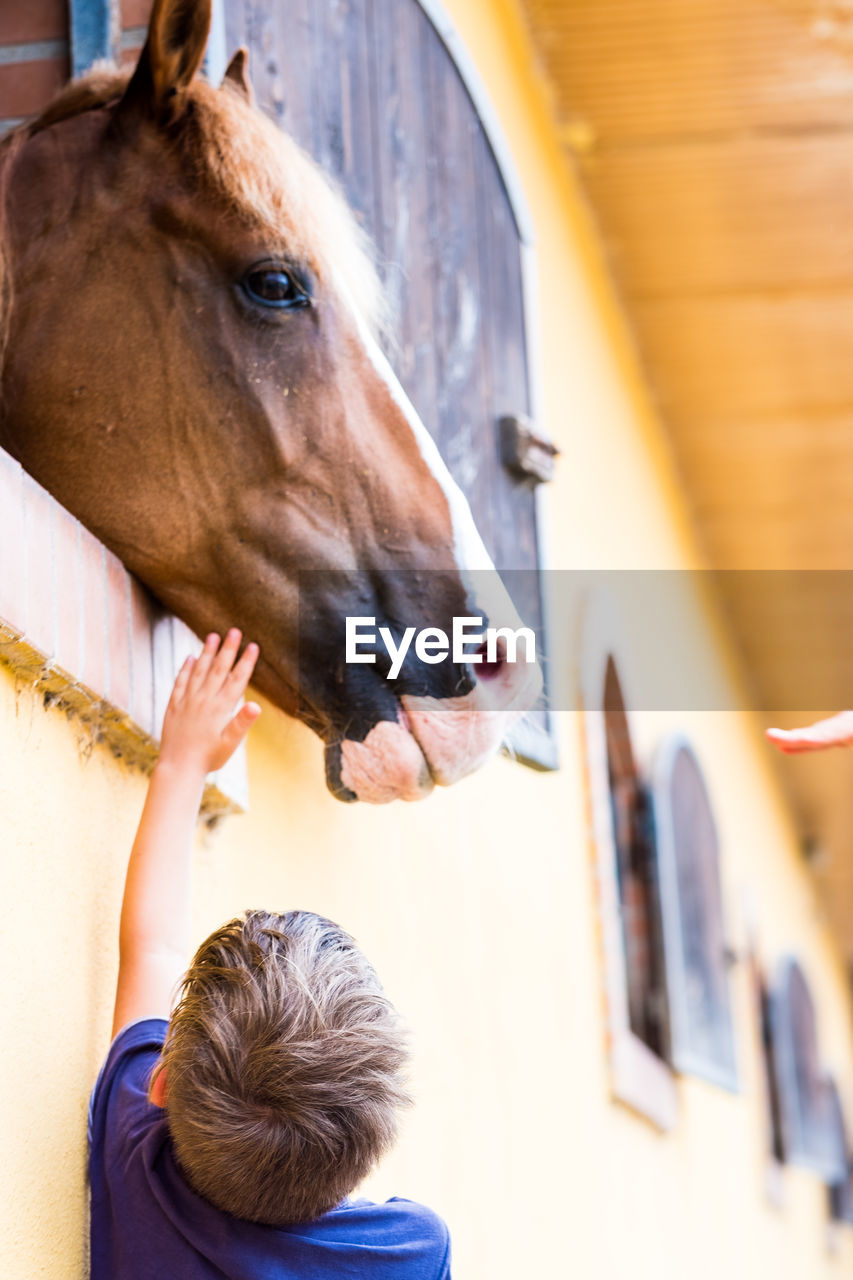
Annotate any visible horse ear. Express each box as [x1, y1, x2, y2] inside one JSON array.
[[221, 47, 254, 106], [119, 0, 211, 125]]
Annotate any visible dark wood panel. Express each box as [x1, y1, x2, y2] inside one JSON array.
[[474, 129, 538, 569], [225, 0, 313, 145], [308, 0, 378, 236], [368, 0, 438, 421], [422, 9, 494, 541]]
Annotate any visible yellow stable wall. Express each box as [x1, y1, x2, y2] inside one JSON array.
[[3, 0, 853, 1276]]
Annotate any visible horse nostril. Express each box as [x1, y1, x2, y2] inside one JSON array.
[[475, 639, 505, 681]]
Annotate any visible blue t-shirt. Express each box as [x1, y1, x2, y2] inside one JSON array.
[[88, 1019, 451, 1280]]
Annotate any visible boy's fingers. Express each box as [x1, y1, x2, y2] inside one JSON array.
[[169, 655, 194, 704], [225, 640, 260, 696], [210, 628, 243, 687], [189, 633, 221, 691], [219, 701, 262, 759]]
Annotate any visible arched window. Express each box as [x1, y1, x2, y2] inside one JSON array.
[[224, 0, 554, 766], [651, 737, 737, 1090], [579, 591, 676, 1130], [771, 958, 845, 1180]]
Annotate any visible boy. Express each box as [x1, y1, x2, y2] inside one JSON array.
[[89, 629, 451, 1278]]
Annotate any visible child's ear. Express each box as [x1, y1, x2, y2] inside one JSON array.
[[149, 1065, 168, 1108]]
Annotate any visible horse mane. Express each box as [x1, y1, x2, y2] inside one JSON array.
[[0, 64, 388, 368], [20, 66, 129, 135]]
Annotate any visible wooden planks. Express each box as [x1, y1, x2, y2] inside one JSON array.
[[580, 133, 853, 298], [369, 0, 439, 426], [422, 8, 495, 533], [521, 0, 853, 143]]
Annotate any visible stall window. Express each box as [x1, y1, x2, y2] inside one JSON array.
[[579, 590, 676, 1131], [772, 958, 846, 1180], [224, 0, 555, 766], [652, 737, 737, 1090]]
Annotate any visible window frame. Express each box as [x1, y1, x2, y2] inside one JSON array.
[[825, 1076, 853, 1227], [743, 921, 787, 1206]]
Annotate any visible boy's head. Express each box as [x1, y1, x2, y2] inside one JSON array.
[[152, 909, 411, 1225]]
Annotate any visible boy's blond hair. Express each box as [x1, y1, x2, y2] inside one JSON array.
[[154, 909, 411, 1225]]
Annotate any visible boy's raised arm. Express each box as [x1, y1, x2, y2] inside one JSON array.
[[111, 629, 261, 1040]]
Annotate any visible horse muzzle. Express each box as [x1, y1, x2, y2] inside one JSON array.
[[325, 641, 542, 803]]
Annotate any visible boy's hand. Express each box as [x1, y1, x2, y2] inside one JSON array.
[[112, 629, 261, 1040], [159, 629, 262, 776]]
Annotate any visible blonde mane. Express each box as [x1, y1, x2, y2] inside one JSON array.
[[2, 66, 387, 339]]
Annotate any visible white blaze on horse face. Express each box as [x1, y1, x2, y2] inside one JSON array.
[[337, 279, 525, 638], [363, 333, 495, 576], [332, 285, 544, 800]]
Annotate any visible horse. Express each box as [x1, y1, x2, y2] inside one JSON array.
[[0, 0, 541, 803]]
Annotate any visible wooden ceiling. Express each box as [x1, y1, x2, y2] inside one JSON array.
[[518, 0, 853, 961]]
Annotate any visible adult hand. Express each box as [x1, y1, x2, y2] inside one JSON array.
[[766, 711, 853, 754]]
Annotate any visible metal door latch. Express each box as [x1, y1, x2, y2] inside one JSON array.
[[499, 414, 559, 485]]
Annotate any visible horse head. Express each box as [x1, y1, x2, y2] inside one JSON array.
[[0, 0, 542, 802]]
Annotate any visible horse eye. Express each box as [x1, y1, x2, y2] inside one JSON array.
[[243, 266, 308, 309]]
